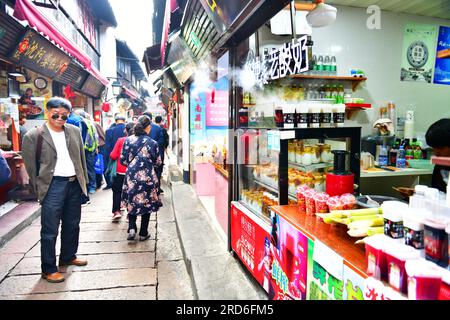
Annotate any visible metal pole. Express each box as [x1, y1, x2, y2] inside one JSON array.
[[290, 0, 297, 40]]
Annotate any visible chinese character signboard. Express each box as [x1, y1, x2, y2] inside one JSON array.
[[245, 36, 309, 88], [81, 75, 104, 98], [189, 83, 207, 143], [9, 28, 71, 79], [434, 26, 450, 85], [205, 76, 228, 127]]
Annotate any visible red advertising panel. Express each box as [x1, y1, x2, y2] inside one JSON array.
[[231, 203, 309, 300], [231, 203, 272, 293]]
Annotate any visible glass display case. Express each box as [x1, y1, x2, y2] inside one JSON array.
[[235, 127, 361, 223]]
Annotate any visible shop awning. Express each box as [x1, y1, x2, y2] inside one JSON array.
[[123, 87, 139, 101], [13, 0, 109, 86]]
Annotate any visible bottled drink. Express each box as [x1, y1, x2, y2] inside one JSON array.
[[330, 56, 337, 75], [310, 55, 317, 75], [316, 55, 324, 74], [389, 147, 398, 166], [324, 55, 331, 75], [337, 85, 345, 104], [379, 144, 388, 166], [274, 105, 284, 128], [396, 145, 406, 168]]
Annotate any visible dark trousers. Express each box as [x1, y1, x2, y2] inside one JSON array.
[[40, 177, 82, 274], [112, 174, 125, 213], [128, 213, 151, 237], [85, 151, 96, 192], [96, 173, 103, 189], [100, 146, 112, 188], [155, 150, 164, 191]]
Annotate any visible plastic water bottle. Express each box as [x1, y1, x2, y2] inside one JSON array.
[[396, 145, 406, 168], [316, 55, 324, 74], [324, 55, 331, 75], [379, 145, 388, 166], [330, 56, 337, 75]]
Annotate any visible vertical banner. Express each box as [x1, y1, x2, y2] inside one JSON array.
[[400, 23, 438, 83], [434, 26, 450, 85], [189, 83, 206, 143]]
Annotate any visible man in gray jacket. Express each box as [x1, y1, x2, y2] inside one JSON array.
[[22, 97, 89, 283]]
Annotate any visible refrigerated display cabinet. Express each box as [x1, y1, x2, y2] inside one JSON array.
[[234, 127, 361, 224]]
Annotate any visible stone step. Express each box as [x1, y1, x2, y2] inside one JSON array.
[[0, 201, 40, 249]]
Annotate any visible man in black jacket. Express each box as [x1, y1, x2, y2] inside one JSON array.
[[103, 114, 127, 189], [425, 118, 450, 193]]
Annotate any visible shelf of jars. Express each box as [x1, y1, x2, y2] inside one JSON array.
[[288, 161, 333, 172], [253, 178, 298, 201], [288, 74, 367, 91]]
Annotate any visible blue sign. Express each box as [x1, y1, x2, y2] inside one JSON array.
[[434, 26, 450, 85]]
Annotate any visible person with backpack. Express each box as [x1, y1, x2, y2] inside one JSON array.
[[22, 97, 89, 283], [75, 110, 98, 195]]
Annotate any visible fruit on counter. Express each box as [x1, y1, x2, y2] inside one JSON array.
[[348, 217, 384, 229], [348, 226, 384, 238], [330, 207, 382, 217]]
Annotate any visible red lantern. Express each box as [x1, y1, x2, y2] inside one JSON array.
[[94, 110, 101, 123], [101, 102, 110, 112]]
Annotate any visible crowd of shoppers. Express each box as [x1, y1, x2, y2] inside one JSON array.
[[20, 95, 168, 283]]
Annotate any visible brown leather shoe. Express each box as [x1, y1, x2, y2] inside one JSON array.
[[42, 272, 65, 283], [59, 258, 88, 267]]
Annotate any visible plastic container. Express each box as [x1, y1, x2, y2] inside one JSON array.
[[365, 234, 392, 281], [340, 193, 356, 210], [424, 218, 449, 268], [327, 196, 344, 211], [314, 192, 329, 214], [403, 210, 425, 250], [384, 243, 421, 294], [382, 201, 409, 239], [405, 259, 443, 300], [304, 189, 317, 216], [296, 185, 308, 215], [438, 270, 450, 300], [408, 159, 434, 170]]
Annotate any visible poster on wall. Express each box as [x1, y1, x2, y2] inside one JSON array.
[[400, 23, 438, 83], [189, 83, 207, 144], [205, 77, 228, 128], [433, 26, 450, 85]]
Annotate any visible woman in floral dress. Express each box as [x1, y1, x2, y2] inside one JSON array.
[[120, 115, 162, 241]]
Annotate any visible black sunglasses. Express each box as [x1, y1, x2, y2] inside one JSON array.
[[51, 114, 68, 121]]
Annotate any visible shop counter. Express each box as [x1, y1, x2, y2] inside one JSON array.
[[270, 205, 367, 275], [210, 161, 229, 235], [361, 168, 433, 178], [231, 202, 369, 300], [194, 162, 215, 196]]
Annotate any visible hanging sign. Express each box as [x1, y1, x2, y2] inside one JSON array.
[[433, 26, 450, 85], [9, 28, 71, 79], [245, 36, 309, 88]]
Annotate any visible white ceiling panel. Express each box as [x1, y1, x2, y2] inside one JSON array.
[[317, 0, 450, 20]]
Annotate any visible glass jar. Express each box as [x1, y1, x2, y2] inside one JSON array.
[[302, 145, 313, 166], [295, 144, 304, 164], [288, 143, 296, 162], [311, 145, 321, 164], [321, 144, 332, 163]]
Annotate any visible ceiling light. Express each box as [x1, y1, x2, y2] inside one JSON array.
[[306, 0, 337, 28]]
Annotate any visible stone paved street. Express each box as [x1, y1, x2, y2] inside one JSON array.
[[0, 180, 194, 300]]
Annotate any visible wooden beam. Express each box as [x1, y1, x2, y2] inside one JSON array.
[[284, 2, 317, 11]]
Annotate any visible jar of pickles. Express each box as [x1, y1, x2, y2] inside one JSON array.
[[302, 145, 313, 166]]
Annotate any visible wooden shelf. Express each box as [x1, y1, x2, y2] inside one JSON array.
[[288, 74, 367, 91]]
